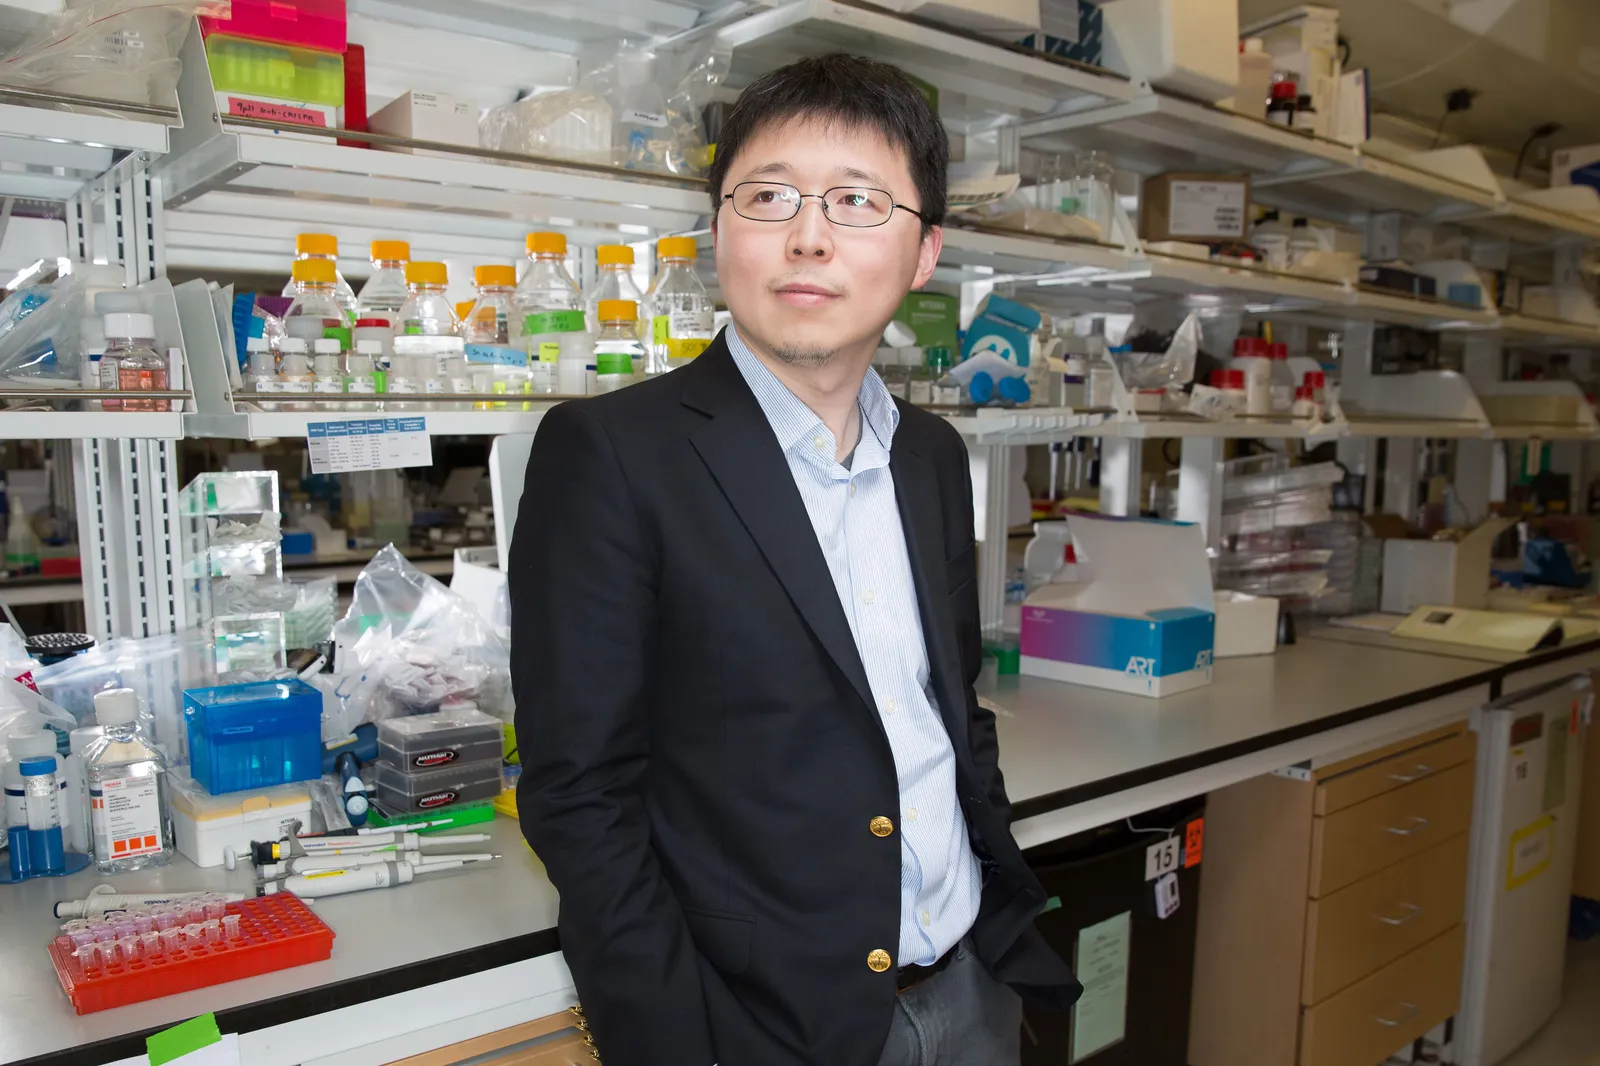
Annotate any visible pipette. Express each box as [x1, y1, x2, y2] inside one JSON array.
[[249, 832, 490, 864], [259, 851, 497, 878], [259, 856, 498, 899], [299, 817, 455, 839], [55, 885, 249, 919]]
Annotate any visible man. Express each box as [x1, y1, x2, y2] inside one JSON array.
[[511, 53, 1079, 1066]]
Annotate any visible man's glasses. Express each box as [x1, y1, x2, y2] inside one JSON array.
[[721, 182, 932, 228]]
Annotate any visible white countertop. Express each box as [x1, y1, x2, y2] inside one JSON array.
[[7, 636, 1599, 1066]]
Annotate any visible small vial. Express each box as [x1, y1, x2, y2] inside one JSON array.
[[117, 934, 141, 963], [68, 929, 95, 953], [159, 927, 182, 954], [80, 941, 104, 970], [153, 908, 179, 931], [205, 898, 227, 921], [133, 914, 155, 935], [90, 924, 115, 943], [185, 903, 207, 925], [204, 919, 222, 945], [222, 913, 242, 940], [184, 923, 206, 945], [112, 920, 136, 940], [141, 930, 161, 956]]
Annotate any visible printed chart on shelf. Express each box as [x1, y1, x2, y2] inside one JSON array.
[[307, 418, 432, 474]]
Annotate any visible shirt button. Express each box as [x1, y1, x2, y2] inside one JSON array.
[[849, 482, 857, 497], [812, 435, 826, 452], [884, 699, 898, 715], [907, 807, 919, 822], [862, 589, 875, 605], [921, 911, 932, 927]]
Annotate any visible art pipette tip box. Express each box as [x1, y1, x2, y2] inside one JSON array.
[[1020, 513, 1216, 697]]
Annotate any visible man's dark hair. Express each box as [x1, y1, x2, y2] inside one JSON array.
[[707, 53, 949, 233]]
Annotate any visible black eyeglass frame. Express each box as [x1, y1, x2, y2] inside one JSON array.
[[719, 181, 934, 228]]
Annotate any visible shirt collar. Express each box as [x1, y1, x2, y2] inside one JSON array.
[[726, 322, 900, 457]]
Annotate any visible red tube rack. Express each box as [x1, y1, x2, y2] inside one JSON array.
[[48, 894, 335, 1015]]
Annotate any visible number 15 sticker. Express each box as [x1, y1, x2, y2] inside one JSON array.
[[1145, 837, 1180, 881]]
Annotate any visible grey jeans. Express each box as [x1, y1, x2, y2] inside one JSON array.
[[874, 938, 1023, 1066]]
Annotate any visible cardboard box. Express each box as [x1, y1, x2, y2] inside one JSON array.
[[369, 90, 480, 152], [895, 292, 960, 350], [1379, 516, 1518, 615], [1020, 513, 1215, 697], [1101, 0, 1239, 103], [1139, 172, 1251, 242], [1213, 591, 1279, 657]]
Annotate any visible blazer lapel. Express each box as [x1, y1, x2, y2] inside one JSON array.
[[890, 435, 974, 755], [684, 339, 878, 717]]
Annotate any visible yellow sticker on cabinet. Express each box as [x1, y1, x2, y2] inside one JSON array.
[[1507, 815, 1554, 891]]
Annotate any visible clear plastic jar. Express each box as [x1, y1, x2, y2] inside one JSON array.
[[282, 233, 358, 319], [398, 261, 460, 338], [1072, 150, 1115, 239], [646, 236, 712, 374], [285, 258, 352, 345], [245, 335, 278, 411], [277, 338, 314, 410], [312, 338, 345, 405], [594, 299, 644, 392], [357, 240, 410, 328]]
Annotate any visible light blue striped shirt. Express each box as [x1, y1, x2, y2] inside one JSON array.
[[727, 324, 981, 968]]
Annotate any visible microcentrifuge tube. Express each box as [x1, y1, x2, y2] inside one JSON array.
[[79, 942, 102, 970], [117, 935, 141, 962], [133, 914, 155, 935], [222, 913, 242, 940], [159, 927, 182, 954], [184, 922, 205, 945], [68, 929, 94, 952], [203, 919, 222, 945], [153, 908, 179, 931], [204, 898, 226, 921], [141, 930, 161, 956]]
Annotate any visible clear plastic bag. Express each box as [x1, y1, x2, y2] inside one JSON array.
[[0, 272, 91, 393], [0, 0, 223, 109], [1112, 313, 1201, 390], [331, 545, 512, 724]]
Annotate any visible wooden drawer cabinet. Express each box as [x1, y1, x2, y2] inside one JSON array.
[[1309, 760, 1474, 897], [1191, 720, 1476, 1066], [1301, 833, 1469, 1005], [384, 1010, 592, 1066], [1299, 925, 1465, 1066]]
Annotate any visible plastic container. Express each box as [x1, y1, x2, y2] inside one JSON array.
[[594, 299, 643, 392], [357, 243, 410, 330], [105, 313, 168, 413], [182, 679, 322, 795], [373, 760, 503, 813], [48, 894, 333, 1015], [84, 689, 173, 874], [245, 336, 278, 410], [1230, 336, 1272, 416], [514, 232, 587, 394], [167, 775, 311, 867], [276, 338, 313, 411], [377, 706, 504, 771], [646, 237, 712, 374], [345, 339, 381, 409], [281, 234, 358, 318], [586, 245, 646, 338], [207, 35, 344, 107], [1267, 342, 1295, 413], [284, 258, 351, 345], [312, 338, 345, 402], [398, 262, 459, 338], [200, 0, 347, 53]]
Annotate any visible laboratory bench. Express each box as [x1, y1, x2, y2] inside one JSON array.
[[6, 635, 1600, 1066]]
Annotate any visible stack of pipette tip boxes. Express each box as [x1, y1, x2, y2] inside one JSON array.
[[49, 892, 333, 1013], [372, 705, 505, 817]]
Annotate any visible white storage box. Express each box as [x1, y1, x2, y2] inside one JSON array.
[[1213, 591, 1279, 658], [169, 775, 312, 868], [370, 90, 480, 153], [1100, 0, 1239, 102], [875, 0, 1041, 37], [1380, 517, 1517, 615]]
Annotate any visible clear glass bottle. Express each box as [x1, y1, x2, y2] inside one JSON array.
[[929, 347, 962, 405], [277, 338, 314, 411], [594, 300, 644, 393], [106, 312, 169, 412], [1072, 150, 1115, 239], [282, 233, 358, 319], [398, 261, 459, 338], [312, 338, 346, 407], [514, 232, 589, 393], [464, 265, 527, 408], [285, 259, 352, 345], [5, 495, 38, 575], [646, 236, 713, 375], [1268, 342, 1296, 413], [908, 348, 935, 405], [245, 335, 279, 411], [587, 245, 646, 339], [345, 339, 382, 411], [84, 687, 173, 874], [356, 240, 411, 328]]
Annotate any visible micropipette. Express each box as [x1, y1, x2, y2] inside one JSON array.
[[259, 856, 498, 899], [298, 818, 455, 838], [54, 885, 248, 919], [259, 851, 497, 877], [251, 832, 490, 864]]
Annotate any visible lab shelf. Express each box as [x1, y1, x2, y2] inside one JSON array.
[[0, 410, 188, 439], [717, 0, 1132, 131], [943, 406, 1103, 443], [0, 92, 176, 201], [182, 409, 551, 441], [1077, 414, 1326, 440], [1499, 314, 1600, 348]]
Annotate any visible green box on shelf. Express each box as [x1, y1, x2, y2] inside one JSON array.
[[895, 292, 960, 350]]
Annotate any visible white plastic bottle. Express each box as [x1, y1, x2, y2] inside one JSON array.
[[594, 300, 644, 392], [282, 233, 358, 319], [277, 338, 314, 411], [62, 723, 100, 855], [345, 339, 382, 411], [514, 232, 589, 393], [646, 237, 714, 374], [3, 728, 57, 834], [1288, 218, 1320, 270], [84, 688, 173, 874], [1252, 210, 1292, 272], [1268, 342, 1296, 413], [356, 240, 411, 328], [587, 245, 646, 339], [245, 336, 280, 411], [312, 338, 346, 407]]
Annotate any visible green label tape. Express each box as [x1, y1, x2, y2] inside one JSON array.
[[147, 1014, 221, 1066]]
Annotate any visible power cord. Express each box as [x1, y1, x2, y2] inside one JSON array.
[[1514, 123, 1562, 181]]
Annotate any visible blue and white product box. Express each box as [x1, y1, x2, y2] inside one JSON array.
[[1551, 145, 1600, 194], [1020, 513, 1215, 697], [961, 294, 1041, 369]]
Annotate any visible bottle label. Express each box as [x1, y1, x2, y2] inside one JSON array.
[[347, 377, 377, 394], [653, 311, 713, 343], [451, 377, 474, 394], [538, 341, 561, 364], [621, 107, 669, 129], [664, 337, 710, 360], [314, 379, 344, 394], [388, 380, 417, 395], [91, 775, 165, 860], [280, 380, 312, 394], [524, 310, 586, 335], [424, 379, 446, 395], [465, 344, 529, 368], [910, 381, 933, 404], [251, 379, 280, 394]]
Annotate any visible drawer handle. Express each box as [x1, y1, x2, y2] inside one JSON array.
[[1388, 763, 1433, 784], [1374, 1001, 1420, 1028], [1383, 815, 1431, 837], [1373, 902, 1423, 926]]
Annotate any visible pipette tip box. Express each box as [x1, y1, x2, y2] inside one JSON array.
[[48, 894, 334, 1014]]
